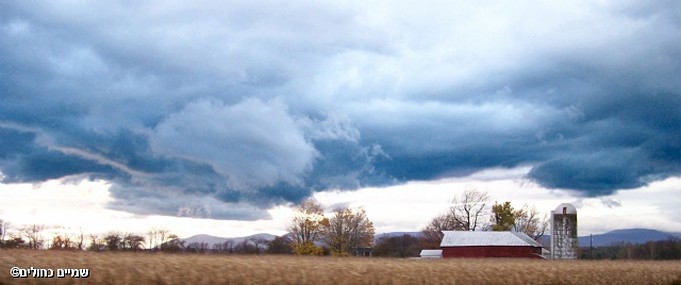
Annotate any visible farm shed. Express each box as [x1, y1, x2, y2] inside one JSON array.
[[440, 231, 544, 259], [419, 249, 442, 259]]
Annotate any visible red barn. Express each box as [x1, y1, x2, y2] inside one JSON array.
[[440, 231, 544, 259]]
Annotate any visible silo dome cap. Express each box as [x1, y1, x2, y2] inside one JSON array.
[[554, 203, 577, 214]]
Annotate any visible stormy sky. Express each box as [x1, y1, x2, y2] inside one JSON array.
[[1, 1, 680, 221]]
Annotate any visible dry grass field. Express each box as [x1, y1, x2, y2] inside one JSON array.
[[1, 249, 680, 285]]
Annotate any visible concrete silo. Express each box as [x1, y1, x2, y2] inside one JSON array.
[[550, 203, 578, 259]]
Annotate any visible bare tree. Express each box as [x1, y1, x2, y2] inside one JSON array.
[[187, 242, 210, 253], [0, 219, 5, 247], [104, 232, 123, 251], [212, 242, 224, 253], [161, 234, 185, 252], [47, 227, 75, 250], [146, 228, 158, 250], [421, 213, 462, 249], [421, 187, 490, 247], [88, 234, 98, 251], [123, 233, 146, 251], [88, 234, 106, 251], [50, 235, 64, 250], [49, 233, 73, 250], [234, 239, 258, 254], [223, 240, 235, 253], [75, 229, 85, 250], [448, 188, 490, 231], [513, 204, 548, 241], [20, 224, 46, 249], [325, 207, 375, 256], [146, 227, 172, 251], [251, 237, 269, 254], [0, 219, 8, 242], [157, 228, 171, 250], [289, 198, 328, 255]]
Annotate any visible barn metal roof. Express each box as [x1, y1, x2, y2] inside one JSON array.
[[420, 250, 442, 259], [440, 231, 542, 247], [420, 249, 443, 256]]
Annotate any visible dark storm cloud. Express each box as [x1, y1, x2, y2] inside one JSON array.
[[2, 1, 681, 219]]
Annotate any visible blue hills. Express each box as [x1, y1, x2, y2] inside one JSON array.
[[184, 228, 681, 248], [578, 228, 680, 247]]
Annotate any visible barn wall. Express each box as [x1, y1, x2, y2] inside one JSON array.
[[442, 246, 542, 258]]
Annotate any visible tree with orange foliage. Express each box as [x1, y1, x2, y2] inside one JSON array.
[[289, 198, 328, 255]]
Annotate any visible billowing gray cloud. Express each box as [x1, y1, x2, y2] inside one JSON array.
[[1, 1, 681, 219], [150, 98, 317, 190]]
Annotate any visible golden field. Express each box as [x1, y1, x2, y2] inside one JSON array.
[[1, 249, 680, 285]]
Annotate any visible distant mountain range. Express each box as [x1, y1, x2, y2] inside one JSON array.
[[183, 233, 277, 246], [374, 232, 424, 240], [576, 228, 681, 247], [183, 228, 681, 248]]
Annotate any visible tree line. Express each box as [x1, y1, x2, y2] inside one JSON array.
[[0, 222, 278, 254], [0, 189, 548, 256], [580, 239, 681, 260], [0, 223, 187, 252], [3, 187, 679, 259]]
